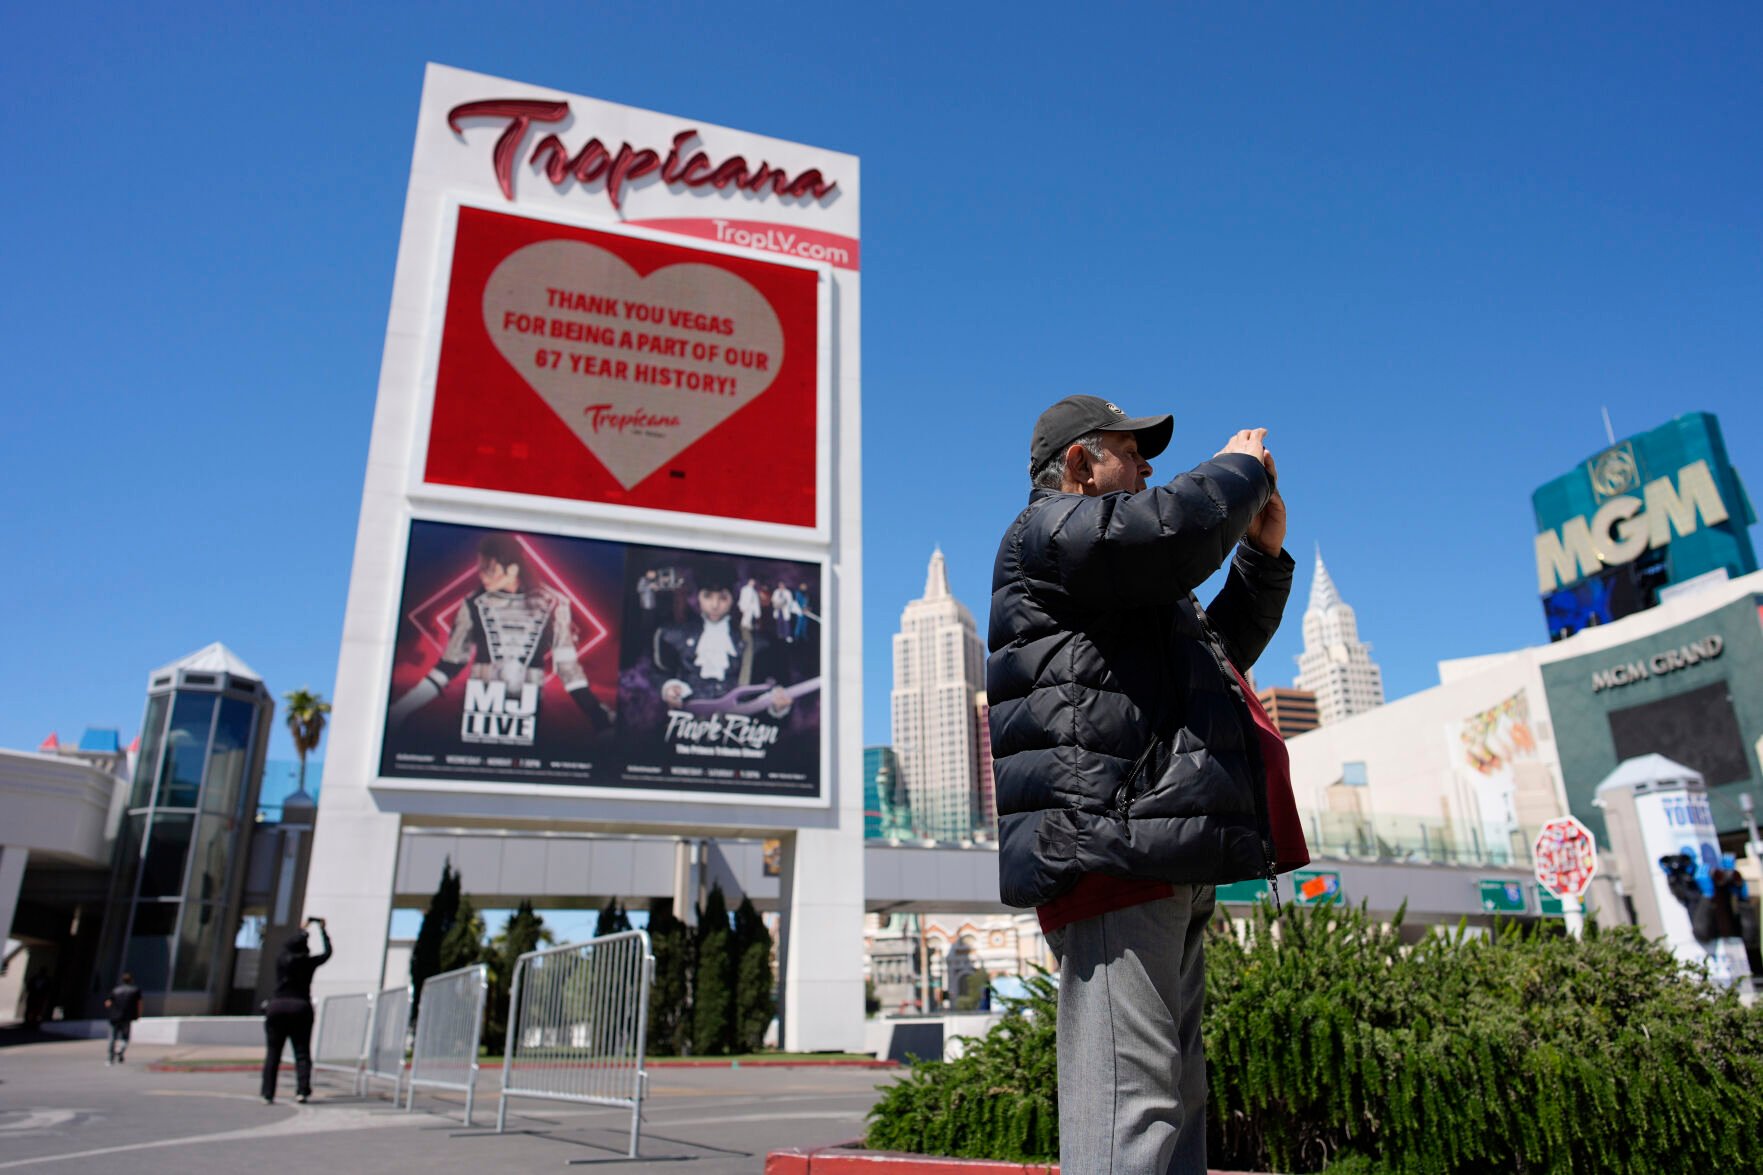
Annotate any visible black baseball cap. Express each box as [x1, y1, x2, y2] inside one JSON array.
[[1029, 395, 1173, 474]]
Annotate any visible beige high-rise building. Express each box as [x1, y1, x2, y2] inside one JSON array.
[[890, 549, 985, 842], [1294, 548, 1385, 725]]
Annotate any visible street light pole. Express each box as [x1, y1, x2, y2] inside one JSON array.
[[1739, 792, 1762, 858]]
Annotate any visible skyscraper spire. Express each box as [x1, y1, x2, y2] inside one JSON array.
[[1294, 546, 1385, 725], [1308, 545, 1342, 614], [923, 546, 951, 599]]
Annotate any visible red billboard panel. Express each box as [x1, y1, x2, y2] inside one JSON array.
[[425, 207, 820, 526]]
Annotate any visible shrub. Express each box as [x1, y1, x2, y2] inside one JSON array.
[[438, 893, 484, 973], [735, 940, 776, 1052], [692, 886, 735, 1055], [865, 971, 1058, 1161], [867, 901, 1763, 1173], [645, 897, 692, 1056], [409, 859, 462, 1020], [483, 900, 548, 1054], [594, 898, 632, 938]]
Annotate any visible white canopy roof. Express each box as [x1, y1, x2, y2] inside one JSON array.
[[1594, 753, 1704, 794], [152, 642, 263, 683]]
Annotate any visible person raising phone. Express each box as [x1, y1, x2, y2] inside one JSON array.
[[261, 916, 332, 1104]]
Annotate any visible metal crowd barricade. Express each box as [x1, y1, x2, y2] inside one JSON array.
[[406, 963, 488, 1124], [312, 991, 375, 1091], [361, 982, 411, 1101], [497, 930, 655, 1159]]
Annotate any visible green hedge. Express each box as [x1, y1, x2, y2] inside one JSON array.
[[865, 969, 1059, 1161], [866, 901, 1763, 1172]]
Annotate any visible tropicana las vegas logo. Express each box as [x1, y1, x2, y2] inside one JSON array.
[[448, 99, 841, 210]]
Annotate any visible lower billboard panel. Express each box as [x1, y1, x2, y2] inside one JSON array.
[[1542, 549, 1670, 641], [380, 519, 823, 799]]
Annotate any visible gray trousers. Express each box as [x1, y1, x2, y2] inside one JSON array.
[[1046, 885, 1215, 1174]]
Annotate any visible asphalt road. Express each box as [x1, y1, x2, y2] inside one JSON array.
[[0, 1035, 896, 1173]]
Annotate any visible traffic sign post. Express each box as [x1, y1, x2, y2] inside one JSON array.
[[1478, 879, 1528, 914], [1534, 816, 1599, 938]]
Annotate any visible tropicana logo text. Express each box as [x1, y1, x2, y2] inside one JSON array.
[[448, 99, 839, 211]]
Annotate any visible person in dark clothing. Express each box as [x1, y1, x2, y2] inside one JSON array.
[[104, 972, 143, 1065], [988, 396, 1297, 1173], [23, 970, 50, 1028], [261, 917, 331, 1104]]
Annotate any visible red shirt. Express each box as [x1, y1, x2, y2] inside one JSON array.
[[1037, 664, 1309, 935]]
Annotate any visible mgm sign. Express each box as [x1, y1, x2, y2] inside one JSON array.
[[1531, 413, 1757, 641]]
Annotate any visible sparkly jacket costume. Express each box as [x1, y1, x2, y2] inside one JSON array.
[[390, 585, 604, 727], [985, 453, 1294, 909]]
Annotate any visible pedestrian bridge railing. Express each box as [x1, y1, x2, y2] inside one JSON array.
[[496, 930, 655, 1158], [406, 963, 488, 1124], [312, 991, 374, 1091], [361, 982, 410, 1100]]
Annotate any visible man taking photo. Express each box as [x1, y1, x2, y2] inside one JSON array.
[[986, 394, 1305, 1173]]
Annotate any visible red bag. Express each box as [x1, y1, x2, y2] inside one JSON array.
[[1232, 665, 1310, 873]]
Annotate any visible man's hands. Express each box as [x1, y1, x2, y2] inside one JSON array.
[[767, 686, 793, 718], [1217, 428, 1268, 463], [1219, 428, 1286, 556]]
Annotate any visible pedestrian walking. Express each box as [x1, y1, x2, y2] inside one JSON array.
[[104, 972, 143, 1064], [22, 969, 50, 1028], [261, 917, 332, 1104], [986, 396, 1308, 1173]]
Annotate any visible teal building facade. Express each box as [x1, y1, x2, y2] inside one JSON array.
[[1533, 413, 1757, 640], [1540, 589, 1763, 845]]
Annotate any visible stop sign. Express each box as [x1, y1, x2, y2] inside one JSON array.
[[1535, 816, 1599, 899]]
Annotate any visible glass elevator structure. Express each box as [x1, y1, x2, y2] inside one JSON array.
[[99, 644, 272, 1014]]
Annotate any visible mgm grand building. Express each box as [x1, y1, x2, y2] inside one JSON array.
[[1287, 571, 1763, 883], [1286, 413, 1762, 952]]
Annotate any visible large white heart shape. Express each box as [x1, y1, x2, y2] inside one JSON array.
[[482, 240, 785, 489]]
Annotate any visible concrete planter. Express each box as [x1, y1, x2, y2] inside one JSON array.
[[765, 1142, 1054, 1173], [864, 1013, 1005, 1064], [41, 1016, 265, 1045], [765, 1141, 1269, 1173]]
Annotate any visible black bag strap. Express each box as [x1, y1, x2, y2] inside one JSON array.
[[1113, 603, 1183, 816]]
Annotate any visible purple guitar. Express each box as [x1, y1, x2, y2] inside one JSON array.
[[684, 677, 822, 717]]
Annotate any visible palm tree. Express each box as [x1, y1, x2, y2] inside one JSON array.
[[283, 688, 332, 798]]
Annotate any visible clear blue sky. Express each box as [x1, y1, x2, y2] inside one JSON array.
[[3, 4, 1758, 763]]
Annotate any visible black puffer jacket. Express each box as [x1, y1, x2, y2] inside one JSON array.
[[986, 453, 1294, 909]]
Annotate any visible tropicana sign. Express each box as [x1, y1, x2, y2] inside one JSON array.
[[448, 99, 840, 210]]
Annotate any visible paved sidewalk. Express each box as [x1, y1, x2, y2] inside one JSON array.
[[0, 1035, 896, 1172]]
